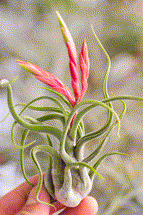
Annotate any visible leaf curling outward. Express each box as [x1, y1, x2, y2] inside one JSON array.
[[0, 11, 143, 209]]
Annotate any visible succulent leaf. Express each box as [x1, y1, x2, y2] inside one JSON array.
[[1, 11, 143, 210]]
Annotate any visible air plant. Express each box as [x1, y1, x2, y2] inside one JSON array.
[[0, 11, 142, 210]]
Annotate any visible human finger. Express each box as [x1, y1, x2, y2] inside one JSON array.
[[50, 201, 66, 214], [17, 185, 50, 215], [1, 174, 44, 215], [60, 196, 98, 215]]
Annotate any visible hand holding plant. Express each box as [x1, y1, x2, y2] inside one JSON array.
[[0, 11, 142, 212], [1, 174, 98, 215]]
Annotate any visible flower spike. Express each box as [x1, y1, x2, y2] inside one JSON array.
[[1, 11, 143, 210], [56, 11, 80, 102], [79, 40, 90, 102], [17, 60, 76, 106]]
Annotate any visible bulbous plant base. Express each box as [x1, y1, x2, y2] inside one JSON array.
[[44, 163, 93, 207], [1, 10, 143, 212]]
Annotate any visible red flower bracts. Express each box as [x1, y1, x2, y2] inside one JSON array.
[[17, 11, 90, 108]]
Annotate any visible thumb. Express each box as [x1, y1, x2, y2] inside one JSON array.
[[17, 185, 50, 215]]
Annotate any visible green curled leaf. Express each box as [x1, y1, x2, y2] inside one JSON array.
[[0, 76, 18, 88], [19, 129, 35, 187], [36, 113, 65, 124], [4, 83, 63, 140], [74, 95, 143, 146], [70, 103, 112, 146], [91, 25, 111, 100], [60, 99, 120, 165], [16, 103, 63, 112], [46, 133, 53, 147], [38, 86, 72, 109], [5, 80, 67, 118], [11, 119, 34, 150], [103, 95, 143, 103], [65, 161, 104, 180], [19, 129, 55, 187], [0, 104, 63, 124], [21, 95, 67, 119], [70, 100, 120, 140], [81, 100, 126, 163], [11, 121, 36, 149], [76, 123, 85, 140], [75, 109, 112, 161], [89, 152, 128, 179], [2, 95, 141, 124], [30, 145, 58, 209], [11, 112, 66, 150], [76, 95, 143, 153]]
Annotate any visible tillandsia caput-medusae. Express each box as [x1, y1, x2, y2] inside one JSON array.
[[0, 11, 143, 209]]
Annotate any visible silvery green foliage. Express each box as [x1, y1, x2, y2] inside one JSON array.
[[0, 20, 142, 207], [0, 0, 143, 213]]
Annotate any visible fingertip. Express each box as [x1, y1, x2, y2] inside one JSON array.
[[61, 196, 98, 215], [50, 201, 65, 214], [26, 185, 50, 205], [82, 196, 98, 214], [17, 186, 50, 215]]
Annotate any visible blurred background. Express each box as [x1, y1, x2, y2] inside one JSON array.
[[0, 0, 143, 214]]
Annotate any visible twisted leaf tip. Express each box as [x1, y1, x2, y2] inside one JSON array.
[[0, 76, 18, 88], [0, 79, 9, 88], [1, 11, 143, 209]]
